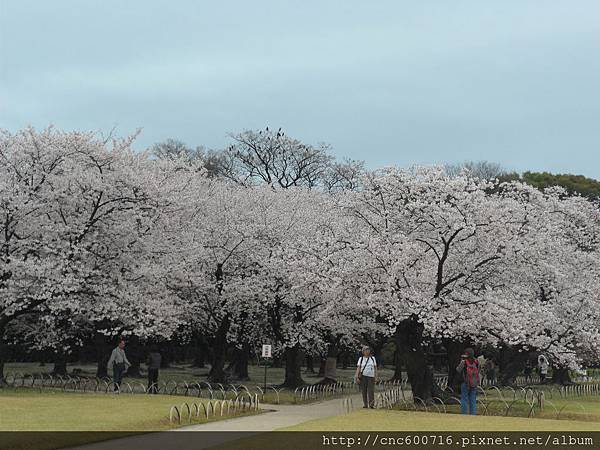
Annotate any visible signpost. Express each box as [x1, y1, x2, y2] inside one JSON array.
[[261, 344, 272, 392]]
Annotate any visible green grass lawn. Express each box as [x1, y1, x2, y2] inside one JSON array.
[[283, 408, 600, 431], [208, 406, 600, 450], [385, 383, 600, 424], [4, 361, 380, 405], [0, 388, 254, 431], [4, 361, 397, 386], [0, 388, 257, 450]]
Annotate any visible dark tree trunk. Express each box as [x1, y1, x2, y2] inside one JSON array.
[[305, 354, 315, 373], [271, 356, 282, 368], [552, 367, 572, 385], [96, 359, 108, 379], [370, 339, 386, 369], [0, 325, 6, 385], [51, 353, 68, 376], [321, 343, 338, 383], [395, 316, 441, 402], [192, 346, 206, 368], [208, 346, 228, 383], [233, 345, 250, 380], [317, 356, 326, 377], [282, 344, 304, 388], [94, 334, 111, 379], [191, 333, 209, 368], [444, 339, 466, 395], [208, 263, 230, 383], [391, 346, 404, 381], [124, 336, 142, 378], [498, 346, 529, 386], [159, 342, 172, 369], [341, 352, 349, 370], [208, 317, 230, 383]]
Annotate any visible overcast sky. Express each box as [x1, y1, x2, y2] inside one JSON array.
[[1, 1, 599, 177]]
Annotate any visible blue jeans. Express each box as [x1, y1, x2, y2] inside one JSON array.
[[113, 363, 126, 391], [460, 382, 477, 415]]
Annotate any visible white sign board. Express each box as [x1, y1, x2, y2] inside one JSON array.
[[261, 344, 272, 358]]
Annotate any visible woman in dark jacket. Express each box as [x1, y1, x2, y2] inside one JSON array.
[[146, 346, 162, 394]]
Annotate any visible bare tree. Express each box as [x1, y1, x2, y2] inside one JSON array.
[[218, 128, 333, 188], [444, 160, 508, 180], [151, 138, 225, 178], [151, 138, 197, 161], [323, 158, 365, 192], [152, 130, 366, 190]]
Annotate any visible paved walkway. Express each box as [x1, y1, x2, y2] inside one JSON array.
[[66, 394, 363, 450], [181, 392, 363, 431]]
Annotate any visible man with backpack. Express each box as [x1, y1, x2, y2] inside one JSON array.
[[355, 346, 377, 408], [456, 347, 479, 415]]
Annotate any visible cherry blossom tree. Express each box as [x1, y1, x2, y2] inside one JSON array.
[[0, 127, 186, 381], [343, 167, 547, 398], [3, 126, 598, 393]]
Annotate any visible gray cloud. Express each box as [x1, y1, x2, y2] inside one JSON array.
[[1, 0, 599, 176]]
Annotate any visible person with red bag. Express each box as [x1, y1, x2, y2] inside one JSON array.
[[456, 347, 479, 415]]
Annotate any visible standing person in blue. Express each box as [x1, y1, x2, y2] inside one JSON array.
[[456, 347, 479, 415], [107, 338, 131, 392], [355, 346, 377, 408]]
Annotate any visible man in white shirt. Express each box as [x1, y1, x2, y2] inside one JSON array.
[[355, 346, 377, 408], [107, 339, 131, 392]]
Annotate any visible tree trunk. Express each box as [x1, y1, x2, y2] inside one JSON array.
[[305, 354, 315, 373], [552, 367, 572, 385], [51, 353, 68, 376], [192, 347, 206, 368], [0, 326, 6, 386], [208, 353, 228, 383], [159, 342, 172, 369], [124, 336, 142, 378], [444, 339, 465, 395], [271, 355, 282, 368], [282, 344, 304, 388], [233, 345, 250, 381], [371, 339, 386, 369], [191, 334, 208, 368], [395, 316, 438, 402], [498, 346, 529, 386], [391, 346, 403, 381], [341, 352, 349, 370], [94, 333, 111, 379], [317, 357, 326, 377], [321, 343, 338, 383], [208, 317, 230, 383]]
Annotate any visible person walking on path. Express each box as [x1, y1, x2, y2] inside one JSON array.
[[146, 346, 162, 394], [107, 339, 131, 392], [456, 347, 479, 415], [355, 346, 377, 409]]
